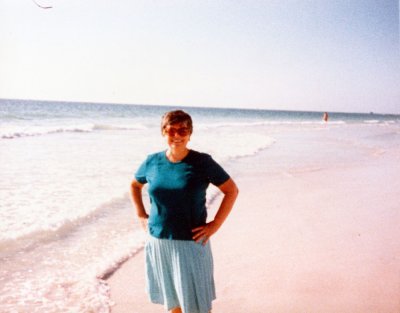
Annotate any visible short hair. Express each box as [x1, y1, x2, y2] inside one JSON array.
[[161, 110, 193, 134]]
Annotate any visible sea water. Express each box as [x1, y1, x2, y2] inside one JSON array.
[[0, 99, 399, 312]]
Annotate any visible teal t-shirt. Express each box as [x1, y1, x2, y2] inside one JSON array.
[[135, 150, 230, 240]]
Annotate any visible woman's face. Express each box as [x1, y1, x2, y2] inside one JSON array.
[[163, 122, 191, 149]]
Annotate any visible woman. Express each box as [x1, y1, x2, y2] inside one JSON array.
[[130, 110, 238, 313]]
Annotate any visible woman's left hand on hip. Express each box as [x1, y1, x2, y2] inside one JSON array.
[[192, 221, 220, 245]]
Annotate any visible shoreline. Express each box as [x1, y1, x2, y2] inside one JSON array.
[[106, 144, 400, 313]]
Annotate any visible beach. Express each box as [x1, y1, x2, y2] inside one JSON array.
[[1, 100, 399, 312], [107, 127, 400, 313], [2, 1, 399, 310]]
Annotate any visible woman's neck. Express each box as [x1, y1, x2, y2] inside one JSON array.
[[166, 148, 189, 162]]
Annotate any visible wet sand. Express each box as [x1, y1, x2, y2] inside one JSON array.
[[107, 140, 400, 313]]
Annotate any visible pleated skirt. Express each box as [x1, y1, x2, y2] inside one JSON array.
[[145, 236, 216, 313]]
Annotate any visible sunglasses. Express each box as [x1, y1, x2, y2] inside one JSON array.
[[164, 127, 190, 137]]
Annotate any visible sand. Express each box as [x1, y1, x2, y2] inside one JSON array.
[[107, 146, 400, 313]]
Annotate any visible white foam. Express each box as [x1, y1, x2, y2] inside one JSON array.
[[93, 123, 148, 131], [196, 120, 347, 130], [0, 122, 149, 139], [191, 127, 276, 163], [0, 123, 95, 139], [0, 194, 131, 257]]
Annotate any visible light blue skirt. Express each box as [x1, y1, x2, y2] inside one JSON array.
[[145, 236, 216, 313]]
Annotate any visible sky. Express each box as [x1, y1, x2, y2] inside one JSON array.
[[0, 0, 399, 114]]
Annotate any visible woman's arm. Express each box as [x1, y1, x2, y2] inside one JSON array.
[[130, 179, 149, 231], [192, 178, 239, 245]]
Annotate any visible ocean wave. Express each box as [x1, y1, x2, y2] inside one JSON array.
[[1, 123, 148, 139], [363, 120, 380, 124], [227, 137, 276, 160], [0, 124, 95, 139], [0, 113, 32, 121], [93, 123, 147, 131], [0, 225, 145, 313], [194, 129, 276, 166], [197, 120, 347, 129], [0, 194, 131, 256], [197, 118, 400, 129]]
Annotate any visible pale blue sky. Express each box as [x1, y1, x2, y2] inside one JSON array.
[[0, 0, 399, 113]]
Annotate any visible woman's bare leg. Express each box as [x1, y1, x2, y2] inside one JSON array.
[[170, 306, 212, 312]]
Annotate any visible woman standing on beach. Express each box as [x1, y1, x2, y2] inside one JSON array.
[[130, 110, 238, 313]]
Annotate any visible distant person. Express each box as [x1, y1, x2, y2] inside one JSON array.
[[323, 112, 329, 122], [130, 110, 239, 313]]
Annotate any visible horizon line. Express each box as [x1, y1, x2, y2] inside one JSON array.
[[1, 97, 399, 116]]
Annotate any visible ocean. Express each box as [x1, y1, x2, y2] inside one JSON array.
[[1, 99, 399, 312]]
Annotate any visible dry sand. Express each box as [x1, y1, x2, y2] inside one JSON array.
[[107, 149, 400, 313]]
